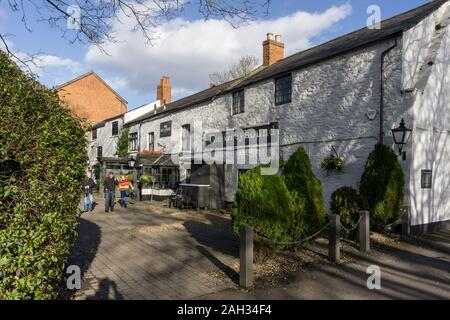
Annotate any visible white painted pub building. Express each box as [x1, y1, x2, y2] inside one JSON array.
[[87, 0, 450, 234]]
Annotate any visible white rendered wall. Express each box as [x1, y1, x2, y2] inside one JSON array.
[[404, 1, 450, 226]]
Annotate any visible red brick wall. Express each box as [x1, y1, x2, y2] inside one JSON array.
[[263, 40, 284, 66], [57, 73, 127, 123]]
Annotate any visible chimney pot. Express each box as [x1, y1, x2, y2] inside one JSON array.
[[267, 32, 274, 41], [275, 35, 281, 43]]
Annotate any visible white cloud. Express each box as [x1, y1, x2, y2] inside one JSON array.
[[18, 53, 84, 85], [93, 3, 352, 102], [0, 36, 85, 86]]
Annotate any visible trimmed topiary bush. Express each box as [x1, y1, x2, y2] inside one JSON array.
[[282, 147, 326, 236], [359, 144, 404, 225], [0, 52, 87, 299], [330, 186, 367, 234], [231, 166, 300, 245]]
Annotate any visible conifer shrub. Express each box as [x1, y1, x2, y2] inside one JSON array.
[[282, 147, 326, 236], [231, 166, 299, 245], [330, 186, 367, 233], [0, 52, 87, 299], [359, 144, 404, 225]]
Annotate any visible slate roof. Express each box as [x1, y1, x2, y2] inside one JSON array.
[[124, 0, 447, 126], [137, 153, 177, 167], [91, 113, 123, 129]]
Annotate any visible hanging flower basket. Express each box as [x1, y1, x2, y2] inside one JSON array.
[[139, 174, 152, 187], [321, 146, 344, 173]]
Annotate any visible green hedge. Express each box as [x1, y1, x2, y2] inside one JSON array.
[[0, 52, 87, 299], [330, 186, 367, 233], [231, 166, 298, 244], [359, 143, 404, 225], [283, 147, 326, 236]]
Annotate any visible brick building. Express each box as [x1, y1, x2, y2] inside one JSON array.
[[56, 71, 128, 123]]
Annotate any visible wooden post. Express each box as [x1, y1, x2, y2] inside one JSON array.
[[239, 225, 254, 289], [329, 214, 341, 263], [402, 206, 411, 236], [359, 211, 370, 253]]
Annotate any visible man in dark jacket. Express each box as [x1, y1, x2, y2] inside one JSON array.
[[82, 171, 96, 212], [104, 172, 118, 213]]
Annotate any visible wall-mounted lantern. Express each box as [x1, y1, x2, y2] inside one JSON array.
[[391, 118, 412, 160], [128, 155, 136, 168]]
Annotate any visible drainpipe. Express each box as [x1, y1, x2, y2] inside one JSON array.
[[379, 38, 398, 144]]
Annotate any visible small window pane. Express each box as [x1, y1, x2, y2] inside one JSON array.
[[148, 132, 155, 151], [97, 146, 103, 159], [112, 121, 119, 136], [421, 170, 432, 189], [92, 128, 97, 140], [129, 133, 138, 151], [232, 90, 245, 115], [275, 74, 292, 105], [182, 124, 191, 151]]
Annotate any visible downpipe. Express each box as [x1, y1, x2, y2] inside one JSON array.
[[379, 38, 398, 144]]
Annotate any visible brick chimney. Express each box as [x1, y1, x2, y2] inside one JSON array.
[[156, 76, 171, 105], [263, 33, 284, 66]]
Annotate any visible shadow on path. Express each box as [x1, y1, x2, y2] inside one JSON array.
[[68, 217, 102, 280], [86, 278, 124, 300]]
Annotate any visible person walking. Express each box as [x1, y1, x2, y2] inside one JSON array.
[[104, 172, 118, 213], [118, 175, 133, 208], [82, 171, 96, 212]]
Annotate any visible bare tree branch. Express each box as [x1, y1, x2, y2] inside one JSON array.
[[1, 0, 271, 73], [0, 33, 42, 75], [210, 55, 259, 84]]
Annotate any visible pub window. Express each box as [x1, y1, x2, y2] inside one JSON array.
[[275, 74, 292, 105], [181, 124, 191, 151], [232, 89, 245, 115], [97, 146, 103, 159], [112, 121, 119, 136], [92, 128, 97, 140], [129, 132, 138, 151], [421, 170, 432, 189], [148, 132, 155, 151]]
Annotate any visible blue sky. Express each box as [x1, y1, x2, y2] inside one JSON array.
[[0, 0, 430, 109]]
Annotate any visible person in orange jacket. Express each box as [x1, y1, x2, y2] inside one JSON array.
[[118, 175, 133, 208]]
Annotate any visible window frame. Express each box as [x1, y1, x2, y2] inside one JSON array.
[[112, 121, 119, 136], [232, 89, 245, 115], [129, 132, 138, 152], [181, 124, 191, 152], [274, 73, 292, 106], [421, 170, 432, 189], [92, 128, 97, 140], [97, 146, 103, 159], [148, 132, 155, 151]]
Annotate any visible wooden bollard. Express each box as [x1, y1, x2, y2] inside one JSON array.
[[359, 211, 370, 253], [329, 214, 341, 263], [239, 225, 254, 289], [401, 206, 411, 236]]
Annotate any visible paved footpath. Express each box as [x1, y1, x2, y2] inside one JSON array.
[[69, 195, 239, 299], [204, 231, 450, 300], [70, 195, 450, 300]]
